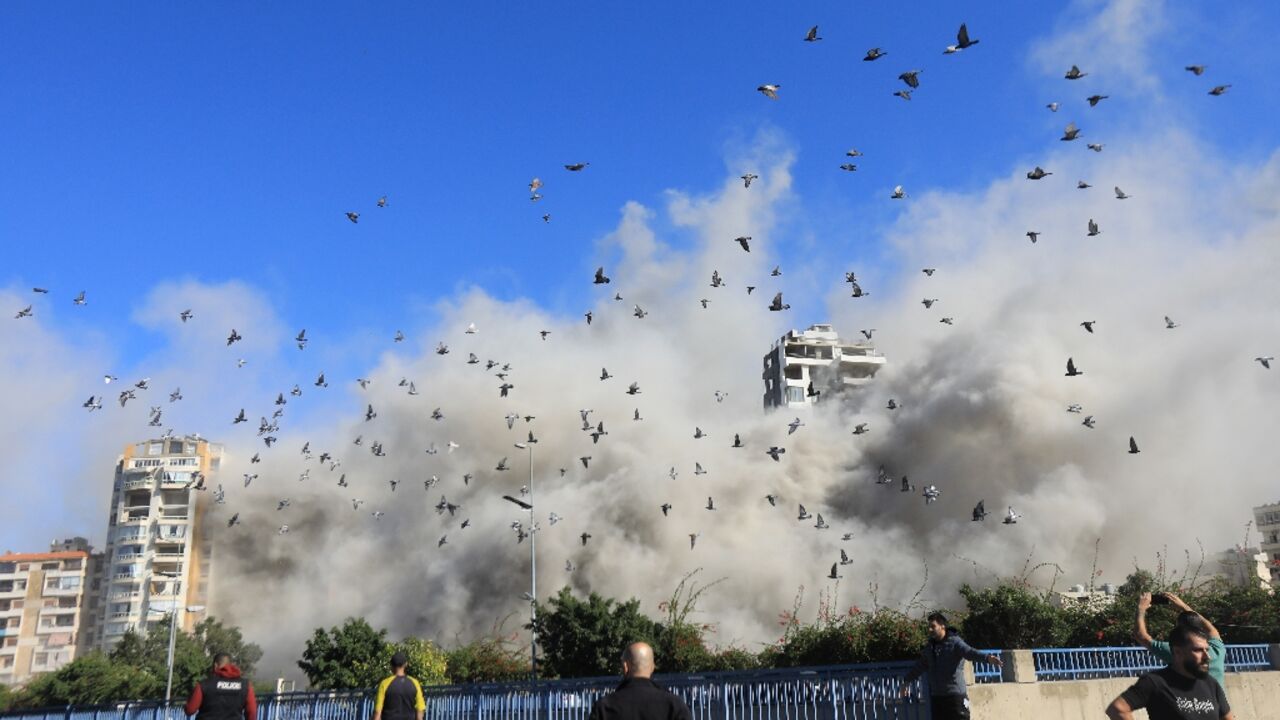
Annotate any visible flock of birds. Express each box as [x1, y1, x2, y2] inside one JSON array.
[[11, 18, 1270, 594]]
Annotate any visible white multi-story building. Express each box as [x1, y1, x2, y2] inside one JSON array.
[[1050, 583, 1119, 611], [0, 541, 100, 686], [762, 324, 886, 409], [1210, 546, 1272, 591], [1253, 500, 1280, 585], [95, 437, 221, 650]]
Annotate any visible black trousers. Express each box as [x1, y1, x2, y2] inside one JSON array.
[[929, 695, 970, 720]]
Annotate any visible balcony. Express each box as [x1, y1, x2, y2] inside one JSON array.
[[40, 587, 81, 598], [0, 589, 26, 599], [118, 515, 151, 526], [153, 533, 186, 544], [39, 605, 79, 615]]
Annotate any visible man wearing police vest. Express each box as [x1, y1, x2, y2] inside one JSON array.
[[184, 653, 258, 720]]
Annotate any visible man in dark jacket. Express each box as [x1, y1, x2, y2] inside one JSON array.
[[899, 613, 1001, 720], [184, 654, 257, 720], [588, 642, 692, 720]]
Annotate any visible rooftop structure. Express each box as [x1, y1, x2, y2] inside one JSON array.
[[1210, 546, 1273, 592], [762, 324, 886, 409], [1050, 583, 1119, 611]]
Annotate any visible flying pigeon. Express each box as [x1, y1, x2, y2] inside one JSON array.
[[899, 70, 922, 89], [1255, 356, 1274, 369], [1003, 507, 1021, 524], [944, 23, 979, 53], [1185, 65, 1207, 76], [1128, 436, 1141, 454], [741, 173, 758, 188], [226, 329, 242, 345], [564, 163, 589, 171], [1065, 358, 1083, 376], [1027, 166, 1052, 180], [1087, 219, 1100, 236], [828, 563, 841, 580], [972, 501, 987, 521], [1047, 102, 1060, 112], [852, 423, 869, 435], [1208, 85, 1231, 96], [757, 84, 781, 100], [1087, 143, 1104, 153], [1061, 122, 1081, 141], [593, 267, 610, 284], [891, 185, 907, 199], [893, 90, 912, 101], [863, 48, 887, 61], [1087, 94, 1109, 107], [661, 503, 672, 516], [734, 236, 751, 252], [787, 418, 804, 435], [72, 291, 86, 306], [1082, 415, 1096, 428], [797, 504, 812, 520], [1114, 186, 1130, 200], [766, 446, 786, 462], [803, 25, 821, 42], [1077, 180, 1092, 189], [1065, 65, 1087, 80], [840, 548, 853, 565], [1164, 315, 1179, 329], [768, 292, 790, 311]]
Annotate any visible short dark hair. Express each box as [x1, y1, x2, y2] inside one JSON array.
[[212, 653, 232, 667], [1168, 624, 1208, 648], [390, 651, 409, 669], [1176, 612, 1210, 636], [926, 612, 948, 627]]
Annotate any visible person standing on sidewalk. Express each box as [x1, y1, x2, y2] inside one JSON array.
[[1106, 625, 1234, 719], [899, 612, 1002, 720]]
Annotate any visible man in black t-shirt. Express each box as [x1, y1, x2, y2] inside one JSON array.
[[1105, 626, 1235, 719]]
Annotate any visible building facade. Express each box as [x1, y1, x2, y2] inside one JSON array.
[[0, 542, 100, 686], [94, 437, 221, 651], [1254, 500, 1280, 585], [1210, 546, 1273, 591], [762, 324, 886, 409]]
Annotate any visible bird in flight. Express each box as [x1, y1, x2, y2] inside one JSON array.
[[1027, 166, 1052, 180], [1087, 94, 1109, 107], [1185, 65, 1207, 76], [1164, 315, 1180, 329], [734, 236, 751, 252], [1081, 321, 1096, 333], [972, 501, 987, 521], [564, 162, 589, 171], [803, 25, 821, 42], [1061, 122, 1081, 141], [1114, 186, 1131, 200], [1065, 65, 1087, 80], [827, 563, 841, 580], [898, 70, 922, 89], [1128, 436, 1141, 454], [1208, 85, 1231, 96], [345, 212, 359, 224], [1255, 356, 1274, 369], [757, 84, 781, 100], [944, 23, 979, 54], [768, 292, 790, 311], [1066, 358, 1083, 376], [765, 446, 786, 462], [1087, 219, 1100, 236], [1003, 507, 1021, 524], [741, 173, 758, 188], [1082, 416, 1096, 429], [863, 48, 887, 61], [1027, 231, 1041, 244]]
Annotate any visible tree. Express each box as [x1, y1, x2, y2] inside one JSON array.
[[959, 582, 1071, 648], [11, 652, 158, 709], [444, 624, 529, 685], [297, 618, 389, 689], [533, 587, 658, 678], [108, 615, 213, 700], [193, 617, 264, 677]]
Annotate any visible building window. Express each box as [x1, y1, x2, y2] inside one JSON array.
[[786, 386, 806, 403], [147, 442, 162, 456]]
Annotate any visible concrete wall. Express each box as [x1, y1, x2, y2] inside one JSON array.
[[970, 669, 1280, 719]]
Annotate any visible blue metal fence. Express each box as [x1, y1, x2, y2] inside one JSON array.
[[1031, 644, 1275, 681], [0, 663, 930, 720], [3, 646, 1273, 720]]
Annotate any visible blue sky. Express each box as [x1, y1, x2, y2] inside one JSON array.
[[5, 1, 1276, 358], [3, 0, 1280, 596]]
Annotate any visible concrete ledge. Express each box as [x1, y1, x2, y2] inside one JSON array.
[[969, 670, 1280, 719]]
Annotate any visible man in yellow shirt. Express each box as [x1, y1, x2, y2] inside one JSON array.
[[373, 652, 425, 720]]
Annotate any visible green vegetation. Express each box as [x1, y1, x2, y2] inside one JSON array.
[[3, 566, 1276, 710]]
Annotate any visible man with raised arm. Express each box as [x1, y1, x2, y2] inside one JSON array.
[[1134, 591, 1227, 690], [1107, 625, 1233, 719]]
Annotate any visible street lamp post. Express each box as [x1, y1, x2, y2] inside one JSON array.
[[149, 571, 182, 707], [509, 441, 538, 681]]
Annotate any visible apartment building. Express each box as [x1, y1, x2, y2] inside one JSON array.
[[762, 324, 886, 409], [94, 437, 221, 650], [1210, 546, 1273, 591], [0, 543, 99, 686], [1253, 500, 1280, 585]]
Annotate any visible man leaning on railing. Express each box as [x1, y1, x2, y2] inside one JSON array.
[[898, 612, 1001, 720]]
